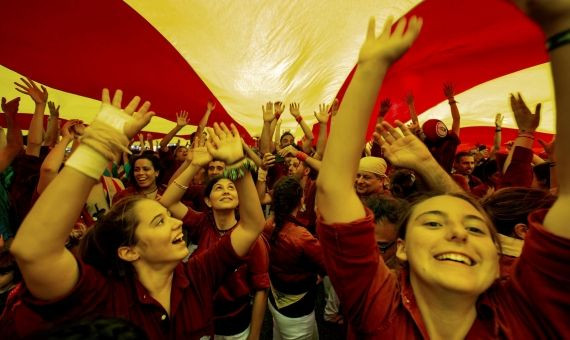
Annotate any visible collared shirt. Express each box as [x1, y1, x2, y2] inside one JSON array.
[[317, 208, 570, 339], [0, 234, 243, 340]]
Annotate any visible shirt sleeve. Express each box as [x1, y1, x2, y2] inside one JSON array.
[[316, 208, 400, 334], [509, 209, 570, 336], [181, 206, 208, 241], [246, 238, 271, 291], [501, 146, 533, 188]]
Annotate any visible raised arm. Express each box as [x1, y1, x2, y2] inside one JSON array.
[[314, 99, 337, 160], [289, 102, 315, 143], [316, 16, 423, 224], [206, 123, 265, 257], [14, 77, 48, 157], [260, 102, 275, 155], [443, 82, 461, 136], [44, 101, 61, 147], [241, 137, 263, 168], [160, 110, 189, 151], [0, 97, 23, 172], [10, 89, 153, 301], [36, 120, 78, 194], [196, 100, 215, 138], [279, 145, 321, 172], [490, 113, 503, 159], [375, 121, 463, 193]]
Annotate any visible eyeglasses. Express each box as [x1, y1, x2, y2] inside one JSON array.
[[377, 240, 396, 254]]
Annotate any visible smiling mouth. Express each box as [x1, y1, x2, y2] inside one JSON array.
[[434, 253, 475, 266], [172, 234, 184, 244]]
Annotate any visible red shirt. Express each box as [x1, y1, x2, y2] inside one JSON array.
[[426, 131, 460, 173], [317, 209, 570, 339], [499, 146, 534, 188], [296, 178, 317, 235], [182, 208, 269, 332], [263, 217, 325, 294], [0, 235, 244, 339]]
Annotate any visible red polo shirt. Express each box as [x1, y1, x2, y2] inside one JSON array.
[[182, 208, 269, 335], [0, 234, 243, 339], [317, 208, 570, 339]]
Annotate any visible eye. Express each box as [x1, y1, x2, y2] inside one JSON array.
[[156, 217, 165, 226], [466, 226, 486, 235], [423, 221, 442, 228]]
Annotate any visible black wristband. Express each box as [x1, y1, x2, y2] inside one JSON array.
[[546, 28, 570, 52]]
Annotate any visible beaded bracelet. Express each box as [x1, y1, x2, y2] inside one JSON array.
[[546, 28, 570, 52], [173, 180, 189, 191], [295, 116, 303, 123], [222, 158, 258, 181]]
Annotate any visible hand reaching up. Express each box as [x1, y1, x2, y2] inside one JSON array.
[[14, 77, 48, 105], [289, 102, 301, 118], [495, 113, 504, 128], [510, 93, 541, 133], [262, 102, 274, 122], [176, 110, 189, 127], [206, 122, 244, 164], [357, 16, 423, 66], [314, 103, 332, 124], [48, 101, 60, 117], [274, 101, 285, 119], [101, 89, 155, 139], [1, 97, 20, 120], [374, 120, 433, 169]]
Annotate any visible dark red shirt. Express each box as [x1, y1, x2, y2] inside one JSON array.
[[296, 178, 317, 235], [0, 235, 244, 339], [499, 146, 534, 188], [426, 131, 460, 173], [317, 208, 570, 339], [182, 208, 269, 333]]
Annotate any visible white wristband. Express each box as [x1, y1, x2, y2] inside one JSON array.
[[96, 103, 131, 132], [257, 168, 267, 182], [65, 144, 108, 180]]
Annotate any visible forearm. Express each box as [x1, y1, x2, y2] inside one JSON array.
[[315, 123, 328, 159], [449, 101, 461, 136], [305, 155, 321, 172], [503, 134, 534, 173], [492, 129, 501, 158], [231, 172, 265, 256], [243, 142, 263, 168], [408, 102, 419, 124], [197, 109, 212, 137], [414, 158, 464, 193], [271, 120, 279, 151], [44, 116, 59, 147], [299, 120, 314, 142], [160, 162, 201, 208], [260, 121, 273, 155], [532, 153, 545, 165], [37, 136, 72, 194], [160, 125, 183, 150], [26, 103, 46, 156], [248, 289, 268, 340], [255, 171, 268, 203]]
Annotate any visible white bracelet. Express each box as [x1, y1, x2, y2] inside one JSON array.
[[257, 168, 268, 182], [95, 103, 131, 132], [65, 144, 108, 180]]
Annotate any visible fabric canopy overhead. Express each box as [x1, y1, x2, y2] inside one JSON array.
[[0, 0, 555, 147]]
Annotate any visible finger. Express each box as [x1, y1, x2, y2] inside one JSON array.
[[220, 122, 232, 136], [209, 125, 222, 146], [124, 96, 141, 114], [14, 82, 29, 91], [229, 123, 240, 138], [15, 88, 28, 95], [20, 78, 33, 88], [366, 16, 376, 39], [137, 101, 151, 115], [102, 88, 111, 104], [111, 89, 123, 108], [1, 97, 5, 106], [205, 139, 217, 155], [394, 120, 412, 136], [41, 85, 48, 96], [517, 92, 527, 110], [393, 16, 408, 38], [26, 77, 39, 90], [534, 102, 541, 118], [379, 16, 394, 40]]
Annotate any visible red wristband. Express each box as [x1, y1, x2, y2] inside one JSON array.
[[295, 116, 303, 123], [296, 152, 308, 162], [275, 113, 281, 120]]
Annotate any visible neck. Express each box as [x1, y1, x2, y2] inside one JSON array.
[[410, 274, 478, 340], [133, 261, 176, 314], [139, 183, 158, 195], [212, 209, 238, 230], [300, 175, 308, 188]]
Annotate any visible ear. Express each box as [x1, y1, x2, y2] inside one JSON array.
[[204, 197, 212, 208], [514, 223, 528, 240], [396, 238, 407, 262], [303, 166, 310, 177], [117, 246, 140, 263]]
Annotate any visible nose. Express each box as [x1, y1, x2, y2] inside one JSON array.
[[445, 222, 468, 243], [171, 217, 183, 230], [356, 177, 364, 185]]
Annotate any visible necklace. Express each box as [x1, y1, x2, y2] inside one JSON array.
[[141, 186, 158, 197]]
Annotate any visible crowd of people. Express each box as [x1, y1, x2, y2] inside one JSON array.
[[0, 1, 569, 339]]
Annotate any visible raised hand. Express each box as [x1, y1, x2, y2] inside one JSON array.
[[510, 93, 541, 133], [14, 77, 48, 104], [206, 122, 244, 164], [274, 101, 285, 119], [289, 102, 301, 118], [314, 103, 332, 124], [443, 82, 455, 99], [1, 97, 20, 119], [538, 137, 556, 161], [379, 98, 392, 117], [495, 113, 504, 128], [176, 110, 189, 127], [406, 121, 422, 136], [190, 138, 213, 167], [207, 100, 216, 112], [261, 153, 276, 170], [48, 101, 60, 117], [62, 119, 83, 138], [262, 102, 274, 122], [278, 144, 299, 158], [357, 16, 423, 66], [374, 120, 433, 169], [101, 88, 154, 139]]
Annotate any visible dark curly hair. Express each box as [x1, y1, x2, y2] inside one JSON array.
[[270, 176, 303, 244]]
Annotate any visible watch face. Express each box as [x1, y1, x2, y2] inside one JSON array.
[[435, 121, 448, 138]]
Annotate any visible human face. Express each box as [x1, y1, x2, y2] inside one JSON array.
[[355, 171, 385, 196], [375, 218, 398, 264], [134, 158, 159, 189], [456, 155, 475, 175], [288, 158, 308, 180], [174, 146, 188, 162], [207, 160, 225, 178], [280, 134, 294, 148], [397, 195, 499, 296], [132, 199, 188, 265], [205, 178, 239, 211]]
